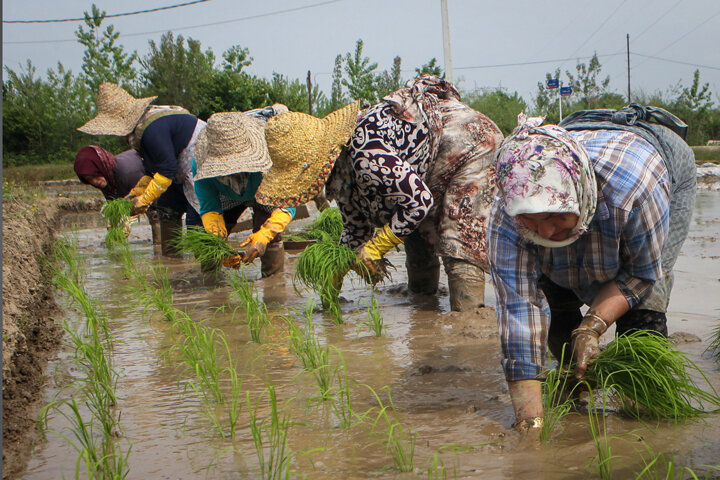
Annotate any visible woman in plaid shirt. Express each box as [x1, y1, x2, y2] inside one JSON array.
[[488, 113, 696, 432]]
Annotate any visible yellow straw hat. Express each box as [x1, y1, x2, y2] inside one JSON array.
[[255, 101, 360, 207], [194, 111, 272, 180], [77, 82, 157, 136]]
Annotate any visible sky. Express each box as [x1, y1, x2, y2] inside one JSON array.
[[3, 0, 720, 108]]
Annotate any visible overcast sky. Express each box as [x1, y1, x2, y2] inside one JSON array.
[[3, 0, 720, 107]]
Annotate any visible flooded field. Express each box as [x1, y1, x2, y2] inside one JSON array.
[[21, 192, 720, 479]]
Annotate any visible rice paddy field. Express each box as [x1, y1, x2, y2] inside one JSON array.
[[20, 192, 720, 479]]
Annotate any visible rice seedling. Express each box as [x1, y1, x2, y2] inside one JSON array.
[[247, 385, 292, 479], [363, 385, 417, 473], [174, 313, 226, 404], [331, 346, 354, 429], [539, 345, 580, 443], [362, 289, 384, 337], [633, 441, 720, 480], [286, 207, 344, 243], [427, 453, 449, 480], [285, 304, 333, 400], [294, 240, 357, 323], [586, 384, 616, 480], [135, 263, 178, 323], [226, 269, 270, 343], [175, 225, 236, 270], [105, 227, 127, 250], [585, 332, 720, 421], [101, 198, 133, 229], [705, 323, 720, 362]]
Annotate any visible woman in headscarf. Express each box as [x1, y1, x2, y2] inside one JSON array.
[[78, 82, 205, 255], [193, 106, 296, 277], [257, 75, 503, 311], [488, 111, 696, 432], [74, 145, 144, 199]]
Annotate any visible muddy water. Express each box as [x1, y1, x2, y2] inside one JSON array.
[[23, 193, 720, 479]]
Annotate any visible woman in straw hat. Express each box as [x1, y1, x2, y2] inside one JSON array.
[[193, 105, 296, 277], [488, 109, 695, 432], [78, 82, 205, 255], [257, 75, 503, 311]]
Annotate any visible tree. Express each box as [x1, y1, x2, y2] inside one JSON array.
[[329, 54, 345, 110], [565, 53, 610, 109], [465, 89, 528, 135], [676, 69, 714, 112], [75, 4, 137, 92], [376, 56, 404, 97], [532, 68, 561, 120], [415, 58, 444, 78], [199, 70, 271, 119], [139, 32, 215, 114], [222, 45, 253, 73], [342, 39, 379, 103]]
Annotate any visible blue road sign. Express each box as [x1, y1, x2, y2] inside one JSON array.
[[546, 78, 559, 89], [560, 86, 573, 96]]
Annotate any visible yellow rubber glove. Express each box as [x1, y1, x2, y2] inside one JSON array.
[[354, 224, 403, 284], [240, 209, 293, 262], [132, 173, 172, 215], [127, 175, 153, 198], [201, 211, 228, 239]]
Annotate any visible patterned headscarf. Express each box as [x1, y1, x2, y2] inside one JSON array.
[[74, 145, 117, 196], [496, 114, 597, 247]]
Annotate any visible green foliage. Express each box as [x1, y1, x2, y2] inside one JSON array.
[[464, 89, 528, 135], [330, 54, 345, 110], [415, 58, 444, 78], [585, 332, 720, 420], [75, 4, 138, 92], [139, 31, 215, 114], [199, 69, 271, 119], [342, 39, 379, 103], [289, 207, 344, 242], [565, 52, 610, 110], [174, 226, 236, 270], [247, 386, 292, 479], [222, 45, 253, 73], [376, 56, 404, 98], [101, 198, 133, 229]]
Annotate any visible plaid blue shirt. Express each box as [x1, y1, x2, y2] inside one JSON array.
[[489, 129, 670, 381]]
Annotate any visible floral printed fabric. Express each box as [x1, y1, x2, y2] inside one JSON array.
[[496, 114, 597, 247], [332, 76, 503, 268]]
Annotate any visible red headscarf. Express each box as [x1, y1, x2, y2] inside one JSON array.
[[74, 145, 117, 194]]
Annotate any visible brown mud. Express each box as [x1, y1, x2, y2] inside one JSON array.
[[4, 184, 720, 479]]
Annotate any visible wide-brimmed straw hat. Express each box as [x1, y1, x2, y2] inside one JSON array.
[[255, 101, 360, 207], [194, 111, 272, 180], [77, 82, 157, 136]]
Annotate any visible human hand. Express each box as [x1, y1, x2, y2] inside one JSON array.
[[222, 254, 243, 268], [571, 313, 609, 379]]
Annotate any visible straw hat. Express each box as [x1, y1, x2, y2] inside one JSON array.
[[77, 82, 157, 136], [194, 111, 272, 180], [255, 101, 360, 207]]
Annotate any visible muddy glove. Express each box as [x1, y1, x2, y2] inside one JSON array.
[[353, 224, 403, 284], [571, 312, 609, 379], [201, 211, 228, 239], [127, 175, 153, 198], [240, 209, 293, 263], [131, 173, 172, 215]]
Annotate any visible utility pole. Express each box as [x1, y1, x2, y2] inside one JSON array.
[[440, 0, 453, 83], [307, 70, 313, 116], [626, 34, 631, 103]]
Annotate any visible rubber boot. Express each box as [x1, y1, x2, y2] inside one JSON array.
[[405, 231, 440, 295], [615, 309, 668, 337], [261, 242, 285, 277], [160, 217, 183, 257], [444, 258, 485, 312], [147, 209, 163, 255]]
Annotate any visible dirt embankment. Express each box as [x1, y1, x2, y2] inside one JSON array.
[[2, 194, 103, 480]]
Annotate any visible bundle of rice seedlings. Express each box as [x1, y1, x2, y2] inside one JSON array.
[[585, 331, 720, 421], [105, 227, 127, 249], [174, 226, 236, 269], [101, 198, 133, 229], [287, 207, 344, 243], [295, 240, 357, 320]]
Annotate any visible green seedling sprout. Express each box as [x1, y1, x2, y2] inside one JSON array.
[[101, 198, 133, 229], [247, 385, 292, 480], [227, 268, 270, 343], [286, 207, 344, 243], [539, 345, 580, 443], [705, 323, 720, 362], [586, 384, 616, 480], [362, 289, 384, 337], [363, 385, 417, 473]]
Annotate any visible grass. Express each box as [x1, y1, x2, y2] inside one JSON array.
[[247, 385, 292, 480], [294, 240, 358, 323], [539, 345, 580, 443], [175, 226, 236, 270], [3, 162, 77, 182], [585, 332, 720, 421], [362, 289, 384, 337]]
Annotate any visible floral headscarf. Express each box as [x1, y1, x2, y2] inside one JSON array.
[[496, 114, 597, 247]]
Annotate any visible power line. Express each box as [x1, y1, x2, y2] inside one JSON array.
[[3, 0, 211, 24], [454, 52, 625, 71], [632, 0, 682, 42], [3, 0, 345, 45], [631, 52, 720, 71]]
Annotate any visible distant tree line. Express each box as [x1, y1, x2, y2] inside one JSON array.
[[4, 5, 719, 165]]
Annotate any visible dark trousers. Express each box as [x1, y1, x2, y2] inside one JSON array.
[[539, 276, 668, 361]]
